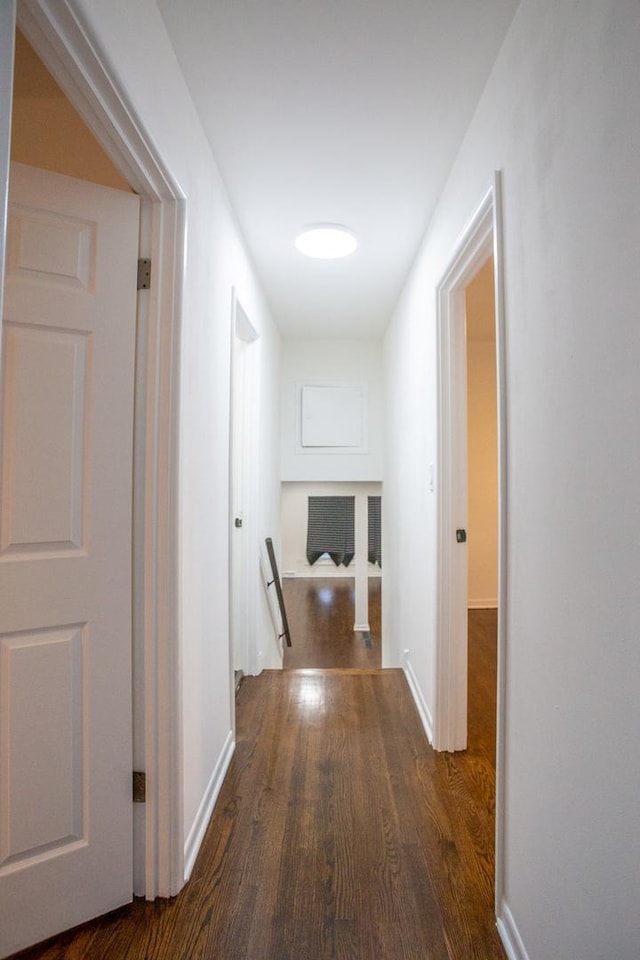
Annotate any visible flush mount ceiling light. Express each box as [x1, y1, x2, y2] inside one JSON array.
[[294, 224, 358, 259]]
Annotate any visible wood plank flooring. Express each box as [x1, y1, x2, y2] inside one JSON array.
[[12, 609, 502, 960], [283, 577, 381, 669]]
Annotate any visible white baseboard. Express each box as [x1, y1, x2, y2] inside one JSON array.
[[497, 900, 530, 960], [468, 598, 498, 609], [354, 622, 370, 632], [183, 730, 235, 882], [402, 654, 434, 744]]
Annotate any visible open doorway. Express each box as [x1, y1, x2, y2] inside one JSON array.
[[434, 174, 508, 915], [3, 68, 140, 957], [279, 482, 382, 669], [276, 339, 385, 671], [0, 10, 184, 949]]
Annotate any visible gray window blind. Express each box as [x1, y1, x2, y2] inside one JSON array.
[[368, 496, 382, 567], [306, 496, 355, 567]]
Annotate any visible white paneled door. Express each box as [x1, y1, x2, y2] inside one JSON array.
[[0, 163, 139, 957]]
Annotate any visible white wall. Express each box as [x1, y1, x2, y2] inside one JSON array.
[[73, 0, 281, 877], [281, 481, 383, 578], [384, 3, 640, 959], [281, 338, 383, 481], [466, 259, 498, 608]]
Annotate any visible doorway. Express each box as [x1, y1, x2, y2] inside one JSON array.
[[1, 29, 142, 954], [0, 5, 184, 947], [279, 482, 383, 670], [465, 257, 499, 760], [434, 173, 508, 914]]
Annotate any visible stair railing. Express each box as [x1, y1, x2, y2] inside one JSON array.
[[264, 537, 292, 648]]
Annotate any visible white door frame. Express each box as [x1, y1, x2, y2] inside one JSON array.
[[1, 0, 186, 899], [434, 172, 508, 910]]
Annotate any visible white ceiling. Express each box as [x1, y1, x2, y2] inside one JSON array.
[[157, 0, 518, 339]]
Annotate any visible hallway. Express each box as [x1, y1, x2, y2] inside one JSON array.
[[14, 614, 502, 960]]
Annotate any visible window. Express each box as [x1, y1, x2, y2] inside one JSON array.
[[306, 496, 355, 567], [368, 496, 382, 567]]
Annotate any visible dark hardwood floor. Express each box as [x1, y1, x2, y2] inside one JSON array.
[[467, 607, 498, 765], [283, 576, 382, 669], [12, 608, 501, 960]]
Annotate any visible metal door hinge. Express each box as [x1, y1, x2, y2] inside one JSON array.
[[456, 529, 467, 543], [133, 770, 146, 803], [137, 258, 151, 290]]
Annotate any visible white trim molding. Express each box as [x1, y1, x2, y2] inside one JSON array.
[[17, 0, 186, 899], [492, 171, 509, 921], [183, 732, 235, 883], [497, 901, 531, 960], [402, 652, 434, 744]]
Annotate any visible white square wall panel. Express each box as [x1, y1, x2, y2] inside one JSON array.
[[300, 383, 367, 450]]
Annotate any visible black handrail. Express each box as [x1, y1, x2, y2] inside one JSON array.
[[264, 537, 292, 647]]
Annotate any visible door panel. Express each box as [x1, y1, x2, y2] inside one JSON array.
[[1, 624, 85, 860], [0, 163, 139, 957], [1, 323, 88, 552]]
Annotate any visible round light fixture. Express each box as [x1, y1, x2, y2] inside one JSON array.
[[294, 224, 358, 259]]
